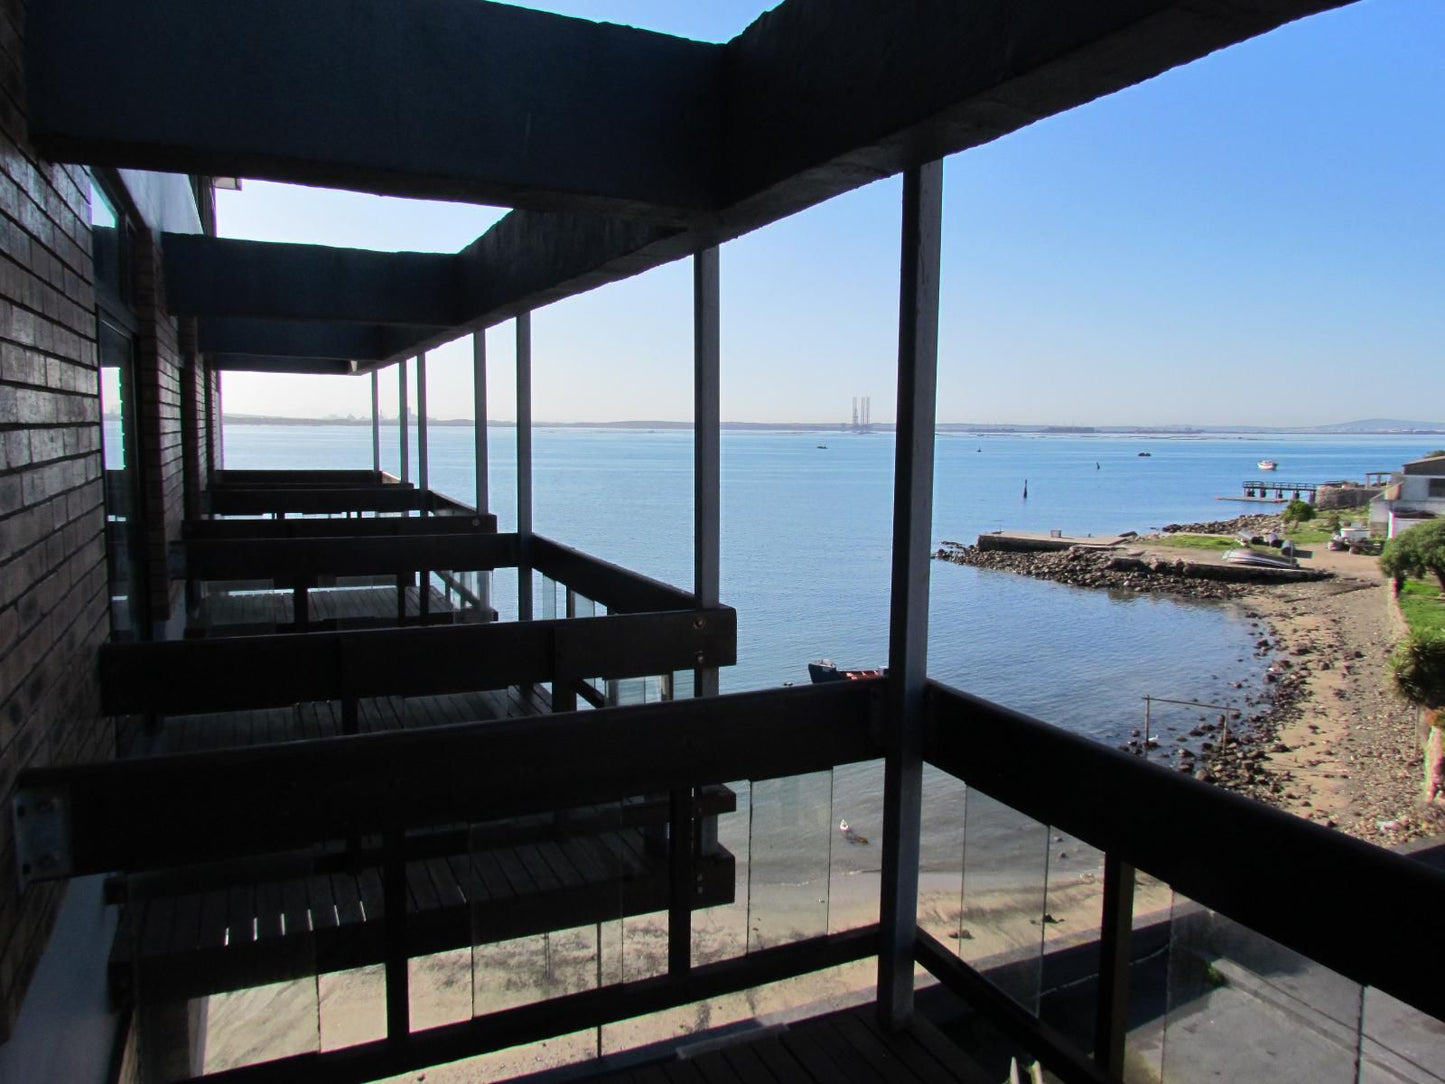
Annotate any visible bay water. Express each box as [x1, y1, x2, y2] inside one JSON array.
[[217, 425, 1428, 902]]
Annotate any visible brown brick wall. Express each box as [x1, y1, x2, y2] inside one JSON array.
[[131, 228, 185, 628], [0, 0, 112, 1042]]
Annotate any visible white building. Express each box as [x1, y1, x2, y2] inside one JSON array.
[[1369, 453, 1445, 537]]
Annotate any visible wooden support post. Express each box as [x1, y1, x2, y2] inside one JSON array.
[[371, 371, 381, 473], [516, 313, 533, 622], [383, 831, 410, 1043], [693, 246, 720, 699], [292, 580, 309, 630], [398, 358, 410, 485], [1095, 854, 1136, 1078], [416, 352, 429, 498], [878, 159, 944, 1029]]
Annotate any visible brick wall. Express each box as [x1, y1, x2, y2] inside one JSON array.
[[132, 229, 186, 630], [0, 0, 112, 1042]]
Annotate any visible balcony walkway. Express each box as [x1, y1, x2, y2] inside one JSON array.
[[542, 1004, 993, 1084]]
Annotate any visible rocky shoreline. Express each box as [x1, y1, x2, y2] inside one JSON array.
[[934, 514, 1442, 842]]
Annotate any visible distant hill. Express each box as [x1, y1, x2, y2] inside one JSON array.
[[219, 414, 1445, 434], [1301, 419, 1445, 434]]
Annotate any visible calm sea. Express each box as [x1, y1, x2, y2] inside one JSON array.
[[212, 425, 1429, 884], [218, 424, 1427, 733]]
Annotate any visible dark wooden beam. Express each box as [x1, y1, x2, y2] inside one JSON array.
[[27, 0, 723, 218], [183, 532, 518, 579], [208, 354, 355, 375], [190, 929, 878, 1084], [197, 317, 440, 362], [165, 235, 460, 326], [530, 535, 698, 614], [20, 680, 883, 875], [99, 606, 735, 716]]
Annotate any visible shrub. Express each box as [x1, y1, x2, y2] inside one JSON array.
[[1379, 518, 1445, 594], [1283, 499, 1315, 524], [1391, 632, 1445, 712]]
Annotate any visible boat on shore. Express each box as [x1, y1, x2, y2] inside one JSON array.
[[1222, 547, 1298, 569], [1258, 459, 1278, 470], [809, 659, 887, 683]]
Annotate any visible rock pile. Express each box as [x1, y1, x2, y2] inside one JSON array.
[[1160, 513, 1280, 536], [936, 542, 1249, 601]]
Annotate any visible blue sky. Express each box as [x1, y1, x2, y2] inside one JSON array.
[[218, 0, 1445, 428]]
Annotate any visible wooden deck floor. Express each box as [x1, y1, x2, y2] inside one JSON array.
[[132, 688, 548, 755], [195, 583, 464, 632], [113, 823, 736, 1004], [518, 1005, 994, 1084]]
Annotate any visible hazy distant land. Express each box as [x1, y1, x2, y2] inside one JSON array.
[[213, 414, 1445, 435]]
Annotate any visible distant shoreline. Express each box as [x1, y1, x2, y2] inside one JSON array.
[[203, 415, 1445, 436]]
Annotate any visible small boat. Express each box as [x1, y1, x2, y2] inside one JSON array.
[[1258, 459, 1278, 470], [1137, 451, 1152, 457], [809, 659, 886, 683], [1222, 547, 1298, 569], [816, 443, 828, 449]]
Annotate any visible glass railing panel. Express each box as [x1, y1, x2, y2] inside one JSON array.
[[959, 789, 1050, 1014], [469, 800, 624, 1033], [691, 780, 749, 968], [318, 965, 385, 1051], [540, 574, 559, 621], [1121, 869, 1174, 1083], [121, 870, 322, 1080], [1359, 986, 1445, 1082], [1162, 895, 1363, 1082], [746, 771, 833, 951], [1036, 828, 1105, 1042], [917, 764, 969, 948], [829, 759, 884, 934]]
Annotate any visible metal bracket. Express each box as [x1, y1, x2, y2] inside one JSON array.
[[13, 785, 73, 888]]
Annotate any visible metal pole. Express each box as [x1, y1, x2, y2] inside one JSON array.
[[473, 331, 492, 619], [473, 332, 489, 515], [693, 246, 721, 698], [878, 160, 944, 1029], [516, 313, 533, 622], [416, 352, 429, 497], [370, 371, 381, 473], [398, 358, 410, 485]]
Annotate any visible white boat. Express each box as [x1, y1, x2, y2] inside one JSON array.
[[1223, 547, 1298, 569], [1257, 459, 1278, 470]]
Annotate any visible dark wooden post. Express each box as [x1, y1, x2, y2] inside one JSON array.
[[878, 160, 944, 1028]]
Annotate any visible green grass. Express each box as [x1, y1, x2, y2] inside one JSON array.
[[1283, 523, 1336, 545], [1149, 534, 1235, 551], [1399, 579, 1445, 638]]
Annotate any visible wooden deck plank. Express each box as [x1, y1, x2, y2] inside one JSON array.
[[743, 1037, 815, 1084], [425, 857, 468, 909], [718, 1041, 788, 1084], [536, 840, 585, 891], [329, 873, 364, 927], [445, 853, 489, 905], [355, 866, 385, 923], [515, 844, 564, 895], [899, 1016, 996, 1084], [491, 846, 541, 897], [306, 875, 339, 930], [779, 1024, 875, 1084], [683, 1050, 744, 1084], [406, 860, 441, 913]]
